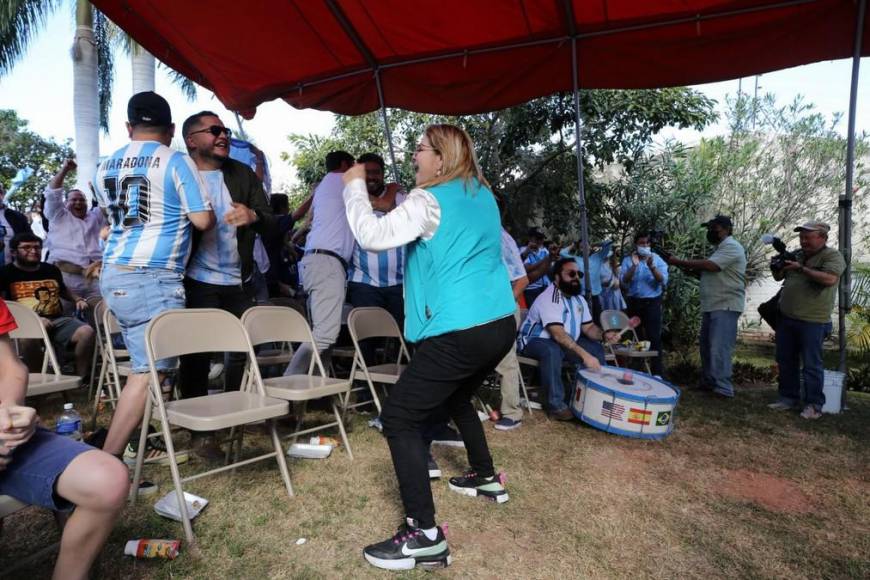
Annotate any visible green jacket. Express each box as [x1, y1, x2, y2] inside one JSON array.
[[191, 158, 275, 282]]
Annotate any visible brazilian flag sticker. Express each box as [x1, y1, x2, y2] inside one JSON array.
[[655, 411, 672, 426]]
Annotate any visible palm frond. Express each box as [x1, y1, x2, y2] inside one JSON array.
[[162, 65, 198, 101], [93, 7, 113, 133], [0, 0, 61, 75]]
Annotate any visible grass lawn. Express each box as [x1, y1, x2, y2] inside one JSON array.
[[2, 382, 868, 579]]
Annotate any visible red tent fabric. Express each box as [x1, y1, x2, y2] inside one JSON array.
[[93, 0, 867, 117]]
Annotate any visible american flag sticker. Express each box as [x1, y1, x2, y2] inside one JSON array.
[[628, 408, 652, 425], [601, 400, 625, 420]]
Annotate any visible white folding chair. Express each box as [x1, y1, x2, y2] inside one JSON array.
[[600, 309, 658, 374], [241, 306, 354, 460], [346, 307, 411, 414], [131, 308, 293, 545], [6, 301, 80, 397]]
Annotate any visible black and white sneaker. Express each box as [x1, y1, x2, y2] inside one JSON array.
[[363, 518, 451, 570], [448, 470, 509, 503], [428, 456, 442, 479]]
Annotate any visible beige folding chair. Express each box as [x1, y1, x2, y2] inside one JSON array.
[[346, 307, 411, 414], [513, 309, 539, 415], [241, 306, 354, 460], [131, 308, 293, 545], [600, 309, 659, 374], [88, 301, 127, 425], [6, 301, 80, 397]]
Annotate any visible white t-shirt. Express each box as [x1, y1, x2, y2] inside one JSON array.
[[501, 229, 526, 283], [517, 283, 591, 350]]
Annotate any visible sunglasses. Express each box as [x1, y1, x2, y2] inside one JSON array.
[[189, 125, 232, 138], [563, 270, 581, 279]]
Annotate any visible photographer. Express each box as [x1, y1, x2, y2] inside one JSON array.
[[768, 221, 845, 420], [665, 215, 746, 398]]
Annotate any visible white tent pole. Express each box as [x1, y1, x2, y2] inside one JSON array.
[[374, 69, 400, 184], [570, 36, 592, 300], [839, 0, 866, 407]]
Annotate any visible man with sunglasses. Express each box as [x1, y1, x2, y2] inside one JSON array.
[[178, 111, 275, 457], [517, 258, 619, 420]]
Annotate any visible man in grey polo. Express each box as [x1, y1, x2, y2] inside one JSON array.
[[667, 215, 746, 398], [284, 151, 355, 375]]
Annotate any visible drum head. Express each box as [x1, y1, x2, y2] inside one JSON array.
[[579, 366, 676, 400]]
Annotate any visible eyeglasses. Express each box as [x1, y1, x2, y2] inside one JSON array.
[[414, 143, 438, 154], [16, 245, 42, 253], [563, 270, 580, 279], [189, 125, 232, 138]]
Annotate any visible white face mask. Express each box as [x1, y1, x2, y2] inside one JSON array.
[[636, 246, 652, 257]]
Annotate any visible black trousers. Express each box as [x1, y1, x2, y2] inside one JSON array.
[[626, 295, 664, 375], [178, 278, 256, 399], [346, 281, 404, 364], [381, 315, 515, 528]]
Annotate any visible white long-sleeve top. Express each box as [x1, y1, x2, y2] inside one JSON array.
[[43, 186, 106, 267], [342, 177, 441, 251]]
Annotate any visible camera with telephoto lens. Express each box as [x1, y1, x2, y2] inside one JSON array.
[[762, 233, 797, 272], [648, 229, 671, 261]]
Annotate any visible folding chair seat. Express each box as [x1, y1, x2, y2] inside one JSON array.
[[242, 306, 354, 460], [130, 308, 293, 545], [0, 495, 26, 519], [346, 307, 411, 414], [600, 309, 659, 374], [6, 301, 81, 397]]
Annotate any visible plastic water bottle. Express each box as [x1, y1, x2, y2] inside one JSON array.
[[56, 403, 83, 441]]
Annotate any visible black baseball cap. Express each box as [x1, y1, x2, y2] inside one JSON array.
[[701, 214, 733, 229], [127, 91, 172, 126], [527, 227, 545, 240]]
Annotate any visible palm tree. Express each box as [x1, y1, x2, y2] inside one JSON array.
[[1, 1, 196, 195]]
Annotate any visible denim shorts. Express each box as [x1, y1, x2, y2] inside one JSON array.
[[0, 428, 93, 511], [100, 264, 186, 373]]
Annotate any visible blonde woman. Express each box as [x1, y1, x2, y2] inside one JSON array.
[[343, 124, 515, 570]]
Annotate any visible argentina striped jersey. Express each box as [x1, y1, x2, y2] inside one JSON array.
[[517, 283, 591, 350], [94, 141, 211, 272], [348, 194, 406, 287], [522, 246, 550, 289], [186, 170, 242, 285]]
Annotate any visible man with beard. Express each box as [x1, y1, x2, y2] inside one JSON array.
[[517, 258, 619, 420], [43, 159, 107, 301], [666, 215, 746, 398], [178, 111, 275, 458]]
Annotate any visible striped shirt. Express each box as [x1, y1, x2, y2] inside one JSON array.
[[501, 229, 526, 282], [522, 246, 550, 289], [348, 193, 405, 287], [94, 141, 211, 273], [186, 170, 242, 285], [518, 283, 591, 350]]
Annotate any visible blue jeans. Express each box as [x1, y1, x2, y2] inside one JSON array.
[[699, 310, 740, 397], [100, 264, 186, 373], [775, 315, 830, 410], [521, 336, 606, 412]]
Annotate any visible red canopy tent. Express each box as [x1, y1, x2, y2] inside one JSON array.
[[93, 0, 867, 117], [93, 0, 866, 395]]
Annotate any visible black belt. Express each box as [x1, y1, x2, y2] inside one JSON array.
[[306, 249, 348, 271]]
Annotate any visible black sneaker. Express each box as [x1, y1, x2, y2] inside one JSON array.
[[448, 470, 509, 504], [428, 456, 441, 479], [363, 518, 451, 570]]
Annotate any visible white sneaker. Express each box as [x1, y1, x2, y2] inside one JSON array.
[[800, 406, 822, 420]]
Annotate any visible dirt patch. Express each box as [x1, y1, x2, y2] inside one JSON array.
[[716, 469, 815, 514]]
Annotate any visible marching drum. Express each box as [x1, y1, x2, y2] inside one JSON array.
[[571, 365, 680, 439]]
